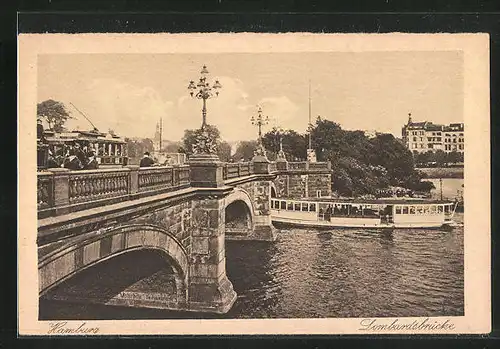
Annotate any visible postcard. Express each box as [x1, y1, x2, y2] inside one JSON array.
[[18, 32, 490, 335]]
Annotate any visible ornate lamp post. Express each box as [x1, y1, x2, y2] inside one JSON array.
[[251, 106, 269, 157], [187, 65, 222, 154], [276, 128, 287, 161]]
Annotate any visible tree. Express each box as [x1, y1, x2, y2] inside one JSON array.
[[217, 141, 232, 162], [446, 151, 463, 164], [162, 141, 183, 153], [262, 128, 308, 161], [232, 140, 258, 161], [37, 99, 74, 132], [181, 124, 221, 155]]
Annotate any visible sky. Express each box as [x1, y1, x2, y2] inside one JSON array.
[[37, 51, 463, 143]]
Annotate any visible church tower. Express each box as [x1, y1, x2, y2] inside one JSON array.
[[153, 121, 162, 153]]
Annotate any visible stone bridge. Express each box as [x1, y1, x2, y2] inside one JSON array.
[[37, 156, 331, 314]]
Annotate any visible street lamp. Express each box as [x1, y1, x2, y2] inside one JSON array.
[[187, 65, 222, 155], [251, 106, 269, 143], [187, 65, 222, 131], [251, 106, 270, 158]]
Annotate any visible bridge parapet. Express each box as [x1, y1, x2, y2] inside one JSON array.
[[222, 162, 254, 180], [37, 165, 191, 218]]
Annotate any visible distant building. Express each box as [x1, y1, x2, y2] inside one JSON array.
[[153, 121, 162, 153], [401, 114, 464, 154]]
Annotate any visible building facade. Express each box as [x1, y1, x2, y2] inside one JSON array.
[[402, 115, 464, 154]]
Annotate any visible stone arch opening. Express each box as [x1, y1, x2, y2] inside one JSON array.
[[270, 185, 277, 198], [224, 188, 254, 239], [225, 200, 253, 231], [39, 248, 186, 318], [38, 225, 189, 311]]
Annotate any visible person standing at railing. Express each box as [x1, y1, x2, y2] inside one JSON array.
[[63, 148, 84, 170], [84, 151, 99, 170], [140, 152, 155, 167]]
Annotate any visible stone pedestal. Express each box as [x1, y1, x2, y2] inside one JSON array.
[[50, 168, 70, 215], [276, 158, 289, 172], [188, 195, 237, 313], [188, 153, 224, 188], [252, 154, 270, 174]]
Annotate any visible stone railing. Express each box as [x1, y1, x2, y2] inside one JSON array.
[[308, 162, 332, 171], [37, 165, 191, 218], [269, 162, 278, 173], [222, 162, 254, 180], [37, 172, 54, 210], [287, 161, 331, 171], [69, 168, 130, 204], [138, 165, 190, 193], [288, 162, 308, 170], [37, 159, 331, 218]]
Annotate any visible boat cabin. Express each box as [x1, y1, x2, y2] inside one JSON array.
[[270, 198, 457, 228]]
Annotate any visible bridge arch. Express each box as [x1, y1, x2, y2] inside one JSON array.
[[38, 224, 189, 302], [270, 181, 277, 198], [224, 187, 255, 236]]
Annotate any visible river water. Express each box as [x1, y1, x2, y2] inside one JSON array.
[[39, 213, 463, 320]]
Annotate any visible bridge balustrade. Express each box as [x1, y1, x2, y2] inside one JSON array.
[[269, 162, 278, 173], [38, 160, 331, 218], [288, 162, 308, 170], [37, 172, 54, 210], [69, 168, 130, 204], [308, 162, 331, 171], [222, 162, 254, 180], [37, 165, 191, 218]]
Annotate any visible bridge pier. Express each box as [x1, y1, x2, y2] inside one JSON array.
[[186, 153, 237, 313], [187, 194, 237, 313]]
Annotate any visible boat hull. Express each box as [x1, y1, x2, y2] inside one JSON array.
[[271, 216, 448, 229]]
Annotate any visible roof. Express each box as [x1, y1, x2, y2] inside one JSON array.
[[280, 197, 455, 205]]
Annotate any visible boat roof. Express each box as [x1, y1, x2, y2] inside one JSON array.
[[279, 197, 455, 205]]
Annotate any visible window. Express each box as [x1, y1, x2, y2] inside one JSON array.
[[402, 206, 409, 214], [409, 206, 416, 214], [280, 201, 286, 210], [395, 206, 402, 214], [413, 137, 417, 141], [423, 206, 429, 214], [437, 205, 443, 213], [287, 202, 293, 210], [316, 190, 322, 198], [309, 203, 316, 212], [301, 203, 309, 212], [294, 203, 301, 211], [430, 205, 436, 214]]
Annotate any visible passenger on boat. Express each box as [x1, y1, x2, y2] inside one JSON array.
[[325, 205, 332, 221]]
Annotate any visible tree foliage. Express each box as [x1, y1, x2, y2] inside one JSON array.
[[181, 124, 232, 160], [414, 150, 464, 167], [308, 117, 434, 197], [125, 138, 155, 165], [232, 140, 258, 162], [37, 99, 74, 132], [262, 127, 307, 161]]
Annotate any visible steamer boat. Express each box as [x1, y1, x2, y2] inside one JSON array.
[[270, 197, 458, 229]]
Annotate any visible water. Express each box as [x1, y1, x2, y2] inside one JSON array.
[[39, 213, 464, 319], [427, 178, 464, 201]]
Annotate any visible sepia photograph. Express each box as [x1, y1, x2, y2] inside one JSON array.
[[18, 33, 490, 335]]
